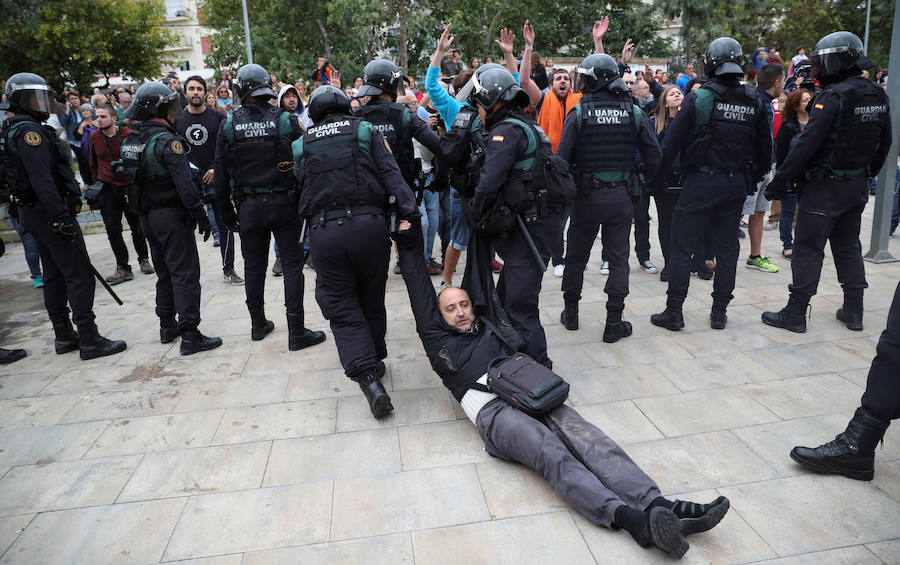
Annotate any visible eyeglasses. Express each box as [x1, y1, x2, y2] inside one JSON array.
[[624, 81, 635, 86]]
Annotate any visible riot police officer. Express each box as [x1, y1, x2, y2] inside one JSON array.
[[214, 63, 326, 350], [556, 54, 662, 342], [121, 82, 221, 354], [650, 38, 772, 331], [294, 86, 418, 418], [762, 31, 891, 333], [468, 66, 563, 367], [1, 72, 126, 360]]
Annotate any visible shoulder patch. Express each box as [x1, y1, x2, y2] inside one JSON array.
[[492, 135, 505, 142], [814, 103, 824, 110], [170, 140, 184, 154], [23, 130, 42, 146]]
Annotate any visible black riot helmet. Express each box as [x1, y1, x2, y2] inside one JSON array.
[[125, 81, 183, 123], [576, 53, 628, 94], [234, 63, 276, 104], [356, 59, 403, 100], [810, 31, 873, 84], [702, 37, 745, 77], [471, 66, 529, 111], [1, 72, 55, 121], [454, 63, 503, 103], [307, 85, 351, 123]]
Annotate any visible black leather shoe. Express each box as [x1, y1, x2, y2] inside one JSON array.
[[375, 360, 386, 379], [287, 313, 326, 351], [648, 507, 689, 559], [790, 407, 890, 481], [358, 373, 393, 418], [160, 327, 179, 344], [0, 347, 26, 364], [676, 496, 730, 536], [836, 308, 864, 331], [560, 302, 579, 331], [762, 296, 807, 333], [52, 319, 79, 354], [249, 309, 275, 341], [659, 267, 668, 282], [603, 320, 632, 343], [79, 333, 127, 360], [651, 308, 684, 331], [710, 310, 727, 330], [180, 330, 222, 355]]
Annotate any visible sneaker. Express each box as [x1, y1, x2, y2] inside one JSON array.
[[223, 270, 244, 285], [428, 258, 444, 272], [599, 261, 610, 276], [213, 239, 221, 247], [32, 275, 44, 289], [763, 220, 779, 231], [438, 281, 452, 293], [139, 258, 154, 274], [105, 266, 134, 285], [640, 260, 658, 274], [393, 262, 401, 275], [553, 264, 565, 278], [740, 218, 748, 227], [737, 227, 746, 239], [746, 255, 779, 273], [272, 258, 283, 276]]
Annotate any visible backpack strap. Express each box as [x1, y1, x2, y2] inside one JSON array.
[[223, 115, 234, 144], [633, 105, 642, 134], [357, 120, 373, 154], [291, 136, 304, 169], [574, 103, 583, 134]]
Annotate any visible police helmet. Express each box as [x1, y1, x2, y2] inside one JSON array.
[[454, 63, 503, 103], [471, 66, 529, 111], [810, 31, 872, 83], [356, 59, 403, 100], [307, 85, 351, 123], [234, 63, 276, 104], [793, 58, 812, 79], [702, 37, 745, 77], [576, 54, 628, 94], [126, 82, 183, 122], [1, 72, 55, 121]]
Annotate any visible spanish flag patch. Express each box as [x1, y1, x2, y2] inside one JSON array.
[[814, 103, 824, 109], [492, 135, 505, 142]]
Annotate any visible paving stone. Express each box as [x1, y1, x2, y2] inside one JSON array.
[[0, 498, 186, 565], [244, 348, 343, 376], [162, 556, 244, 565], [243, 533, 414, 565], [39, 365, 139, 395], [672, 328, 780, 356], [211, 399, 336, 444], [0, 515, 33, 557], [0, 394, 83, 430], [59, 386, 184, 423], [335, 387, 457, 432], [635, 388, 780, 437], [761, 343, 874, 379], [566, 401, 664, 444], [740, 373, 864, 419], [0, 421, 109, 467], [718, 475, 900, 555], [0, 455, 140, 516], [565, 363, 680, 405], [866, 539, 900, 563], [264, 428, 400, 486], [0, 372, 57, 400], [398, 420, 491, 470], [284, 367, 378, 401], [412, 512, 596, 565], [86, 411, 224, 458], [587, 334, 694, 366], [162, 483, 332, 561], [389, 358, 441, 390], [330, 465, 490, 540], [650, 352, 781, 392], [474, 459, 568, 520], [874, 460, 900, 504], [752, 545, 883, 564], [118, 442, 270, 502], [174, 374, 289, 412]]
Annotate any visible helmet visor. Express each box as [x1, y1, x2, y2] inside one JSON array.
[[13, 83, 54, 117], [470, 71, 492, 108]]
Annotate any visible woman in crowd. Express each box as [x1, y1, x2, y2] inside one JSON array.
[[530, 51, 549, 90], [205, 92, 225, 114], [774, 87, 812, 259], [76, 104, 96, 157], [469, 57, 480, 69], [215, 84, 234, 116]]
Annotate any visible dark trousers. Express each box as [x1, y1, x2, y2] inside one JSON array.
[[551, 204, 570, 266], [861, 281, 900, 421], [563, 188, 633, 303], [789, 178, 868, 303], [656, 190, 715, 271], [633, 187, 651, 263], [497, 213, 561, 366], [18, 204, 96, 330], [237, 194, 303, 313], [667, 173, 745, 303], [71, 145, 94, 185], [209, 200, 235, 273], [779, 194, 798, 250], [100, 183, 148, 268], [140, 208, 201, 331], [309, 213, 390, 377], [476, 399, 661, 527]]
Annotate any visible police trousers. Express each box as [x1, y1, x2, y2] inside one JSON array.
[[476, 399, 661, 527], [861, 281, 900, 421], [563, 187, 633, 303], [497, 213, 561, 367], [238, 193, 304, 314], [18, 204, 96, 330], [309, 213, 391, 378], [789, 177, 868, 304], [667, 173, 745, 303], [140, 207, 201, 330]]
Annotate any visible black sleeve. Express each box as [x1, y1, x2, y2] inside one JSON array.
[[158, 134, 204, 210], [771, 91, 839, 185], [870, 102, 893, 175], [555, 110, 579, 164], [16, 124, 68, 219], [213, 120, 230, 202], [371, 130, 418, 217], [471, 121, 526, 217], [440, 119, 473, 167], [637, 111, 663, 180], [653, 93, 696, 185], [648, 77, 664, 99], [774, 121, 798, 169], [397, 227, 451, 357], [752, 103, 774, 177], [410, 115, 446, 159]]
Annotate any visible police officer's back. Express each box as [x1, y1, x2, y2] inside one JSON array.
[[762, 31, 891, 333], [650, 37, 772, 332], [555, 54, 662, 343], [293, 86, 418, 419], [1, 72, 126, 360]]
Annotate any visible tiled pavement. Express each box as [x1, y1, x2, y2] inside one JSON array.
[[1, 203, 899, 564]]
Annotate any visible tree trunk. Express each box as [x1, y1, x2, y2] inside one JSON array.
[[485, 5, 505, 56], [315, 17, 332, 58], [397, 0, 408, 75]]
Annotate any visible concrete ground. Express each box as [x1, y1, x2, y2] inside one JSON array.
[[0, 201, 898, 565]]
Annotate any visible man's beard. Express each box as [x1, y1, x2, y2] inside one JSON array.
[[190, 96, 204, 107]]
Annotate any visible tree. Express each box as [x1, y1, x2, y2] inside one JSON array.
[[0, 0, 173, 93]]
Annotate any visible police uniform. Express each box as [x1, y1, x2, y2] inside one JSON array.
[[556, 89, 662, 342], [442, 106, 488, 196]]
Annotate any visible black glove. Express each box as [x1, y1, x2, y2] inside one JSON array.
[[221, 203, 240, 232], [764, 179, 787, 201], [391, 210, 422, 248], [192, 207, 212, 241], [52, 216, 77, 240]]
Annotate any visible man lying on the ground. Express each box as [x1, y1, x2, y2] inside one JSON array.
[[393, 221, 729, 559]]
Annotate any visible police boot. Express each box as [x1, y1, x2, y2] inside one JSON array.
[[790, 407, 890, 481], [560, 300, 579, 331], [287, 313, 326, 351], [651, 297, 685, 331], [249, 309, 275, 341], [78, 326, 127, 360], [603, 297, 632, 343], [51, 316, 80, 354], [356, 369, 394, 419], [0, 347, 27, 364], [761, 295, 807, 333], [159, 314, 178, 344], [710, 300, 729, 330], [180, 328, 222, 355], [836, 292, 864, 331]]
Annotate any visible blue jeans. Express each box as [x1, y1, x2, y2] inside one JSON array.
[[419, 186, 440, 261], [779, 194, 798, 250], [439, 188, 451, 259], [9, 214, 42, 278], [449, 189, 470, 251]]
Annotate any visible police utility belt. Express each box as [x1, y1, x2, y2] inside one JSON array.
[[312, 204, 385, 226], [235, 185, 293, 197], [580, 176, 629, 190], [805, 166, 867, 181]]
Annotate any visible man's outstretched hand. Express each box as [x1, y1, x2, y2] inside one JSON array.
[[523, 20, 535, 47], [592, 16, 609, 53], [496, 27, 515, 55]]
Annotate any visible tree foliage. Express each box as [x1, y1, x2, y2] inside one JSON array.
[[0, 0, 174, 93]]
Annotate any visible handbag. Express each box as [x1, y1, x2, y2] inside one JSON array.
[[486, 352, 570, 417], [84, 182, 105, 210]]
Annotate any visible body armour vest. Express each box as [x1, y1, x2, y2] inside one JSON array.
[[293, 116, 386, 217], [449, 106, 488, 197], [690, 81, 761, 172], [354, 102, 416, 183], [120, 126, 180, 211], [1, 116, 80, 203], [572, 94, 639, 176], [812, 78, 890, 172], [223, 104, 294, 193]]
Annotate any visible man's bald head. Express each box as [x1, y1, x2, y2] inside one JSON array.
[[438, 287, 475, 331]]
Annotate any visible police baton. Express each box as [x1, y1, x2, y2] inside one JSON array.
[[516, 215, 547, 272], [69, 239, 124, 306], [388, 195, 398, 234]]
